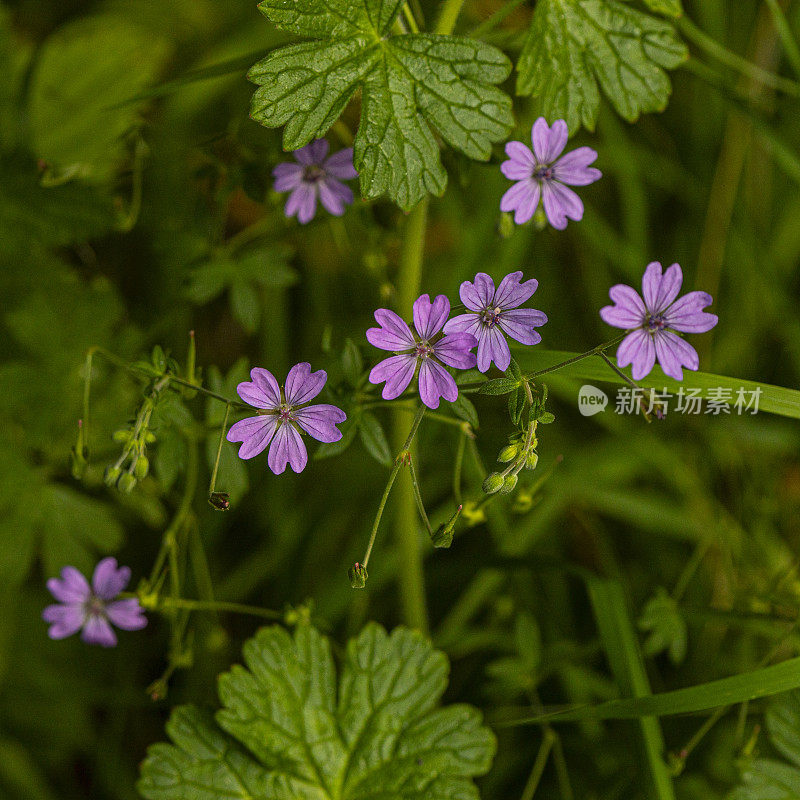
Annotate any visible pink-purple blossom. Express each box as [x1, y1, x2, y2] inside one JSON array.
[[273, 139, 358, 224], [500, 118, 601, 230], [444, 271, 547, 372], [600, 262, 718, 381], [367, 294, 477, 409], [227, 363, 346, 474], [43, 558, 147, 647]]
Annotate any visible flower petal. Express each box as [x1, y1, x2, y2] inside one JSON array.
[[541, 181, 583, 230], [285, 362, 327, 405], [285, 183, 317, 224], [654, 330, 699, 381], [616, 330, 656, 380], [477, 325, 511, 372], [46, 566, 90, 604], [294, 138, 328, 165], [366, 308, 416, 351], [294, 404, 347, 443], [42, 603, 85, 639], [92, 557, 130, 600], [531, 118, 568, 164], [226, 415, 278, 460], [413, 293, 450, 340], [600, 284, 647, 329], [500, 180, 540, 224], [501, 141, 535, 180], [318, 177, 353, 216], [369, 355, 417, 400], [498, 307, 547, 345], [418, 360, 458, 409], [551, 146, 601, 186], [443, 312, 481, 337], [434, 333, 478, 370], [459, 274, 495, 311], [272, 162, 304, 193], [493, 271, 538, 309], [105, 599, 148, 631], [237, 368, 281, 409], [81, 614, 117, 647], [323, 147, 358, 179], [642, 262, 683, 314], [268, 423, 308, 474], [663, 291, 718, 333]]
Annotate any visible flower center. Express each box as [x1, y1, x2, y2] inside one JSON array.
[[278, 403, 295, 421], [646, 314, 666, 332], [480, 306, 503, 327], [85, 596, 106, 618], [303, 165, 325, 183], [534, 166, 554, 181], [414, 341, 434, 359]]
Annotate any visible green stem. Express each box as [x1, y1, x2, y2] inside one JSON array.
[[208, 403, 231, 496], [392, 199, 430, 633], [453, 431, 466, 506], [362, 404, 427, 569], [520, 729, 555, 800], [679, 16, 800, 98], [434, 0, 466, 34], [470, 0, 528, 38], [146, 596, 284, 620], [521, 336, 626, 382], [408, 457, 433, 535], [764, 0, 800, 79]]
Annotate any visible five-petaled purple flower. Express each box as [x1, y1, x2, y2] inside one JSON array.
[[367, 294, 477, 409], [500, 117, 601, 230], [43, 558, 147, 647], [227, 363, 346, 474], [600, 262, 718, 381], [273, 139, 358, 224], [444, 271, 547, 372]]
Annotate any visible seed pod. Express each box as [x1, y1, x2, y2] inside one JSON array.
[[482, 472, 504, 495]]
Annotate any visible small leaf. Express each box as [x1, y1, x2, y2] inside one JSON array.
[[538, 411, 555, 424], [642, 0, 683, 17], [358, 412, 392, 466], [229, 280, 261, 334], [516, 0, 688, 133], [638, 588, 687, 665], [341, 338, 363, 386], [249, 0, 513, 209], [479, 377, 519, 396], [508, 386, 524, 425], [138, 624, 496, 800], [450, 394, 479, 429]]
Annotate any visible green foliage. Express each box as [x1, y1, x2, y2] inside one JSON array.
[[516, 0, 688, 133], [27, 15, 171, 181], [249, 0, 513, 208], [138, 623, 496, 799], [358, 411, 393, 465], [642, 0, 683, 17], [729, 692, 800, 800], [638, 588, 688, 665]]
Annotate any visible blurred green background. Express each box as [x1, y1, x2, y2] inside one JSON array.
[[1, 0, 800, 798]]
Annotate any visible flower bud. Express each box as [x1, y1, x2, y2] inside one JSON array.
[[430, 505, 462, 549], [134, 455, 150, 480], [112, 429, 130, 443], [104, 465, 122, 487], [208, 491, 230, 511], [482, 472, 504, 494], [349, 562, 368, 589], [498, 444, 518, 463], [499, 474, 518, 494], [525, 452, 539, 470], [117, 472, 137, 494]]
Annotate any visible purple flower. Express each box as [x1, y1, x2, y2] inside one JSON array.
[[500, 117, 601, 230], [600, 262, 719, 381], [444, 271, 547, 372], [227, 363, 346, 474], [367, 294, 477, 410], [272, 139, 358, 224], [42, 558, 147, 647]]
